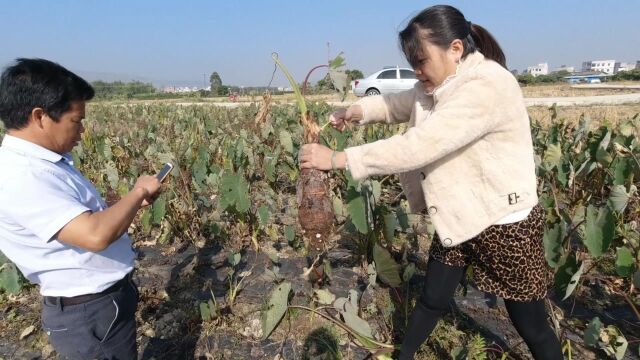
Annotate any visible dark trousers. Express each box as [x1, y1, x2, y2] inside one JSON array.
[[398, 258, 563, 360], [41, 275, 139, 360]]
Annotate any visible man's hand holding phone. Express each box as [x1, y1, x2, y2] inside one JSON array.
[[134, 163, 173, 207]]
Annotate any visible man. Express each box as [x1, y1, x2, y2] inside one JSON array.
[[0, 58, 161, 359]]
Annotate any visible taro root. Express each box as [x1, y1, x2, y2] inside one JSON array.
[[296, 111, 334, 257]]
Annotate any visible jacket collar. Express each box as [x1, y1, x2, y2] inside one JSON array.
[[1, 134, 66, 163], [417, 51, 486, 101]]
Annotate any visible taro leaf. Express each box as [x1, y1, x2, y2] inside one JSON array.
[[228, 252, 241, 267], [329, 69, 349, 99], [264, 156, 276, 182], [105, 162, 119, 189], [0, 262, 22, 294], [367, 263, 377, 287], [595, 129, 613, 165], [373, 244, 401, 287], [192, 158, 208, 185], [152, 196, 166, 225], [605, 328, 628, 360], [141, 208, 152, 233], [258, 205, 270, 226], [200, 302, 212, 321], [608, 185, 636, 213], [279, 130, 293, 154], [613, 158, 632, 185], [555, 254, 584, 300], [334, 294, 373, 339], [584, 205, 615, 258], [313, 289, 336, 305], [284, 225, 295, 244], [543, 222, 565, 268], [332, 196, 345, 218], [615, 247, 635, 277], [584, 317, 602, 347], [219, 172, 250, 214], [543, 143, 563, 170], [403, 263, 416, 283], [346, 187, 369, 234], [383, 213, 397, 243], [329, 52, 346, 69], [261, 281, 291, 340], [370, 181, 381, 203]]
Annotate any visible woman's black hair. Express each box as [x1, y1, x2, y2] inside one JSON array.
[[399, 5, 506, 69]]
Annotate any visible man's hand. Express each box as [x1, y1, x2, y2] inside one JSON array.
[[133, 175, 161, 207]]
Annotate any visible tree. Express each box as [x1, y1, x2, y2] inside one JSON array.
[[210, 72, 222, 95], [345, 69, 364, 80]]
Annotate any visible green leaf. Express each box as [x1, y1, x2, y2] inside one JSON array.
[[152, 196, 166, 225], [584, 317, 602, 347], [584, 205, 615, 257], [328, 52, 346, 69], [0, 262, 22, 294], [543, 143, 563, 170], [200, 302, 212, 321], [332, 196, 345, 218], [279, 130, 293, 154], [228, 252, 241, 267], [258, 205, 270, 226], [346, 187, 368, 234], [543, 222, 565, 268], [554, 253, 583, 300], [284, 225, 295, 244], [383, 213, 397, 243], [141, 208, 152, 233], [608, 185, 636, 213], [105, 162, 119, 189], [615, 247, 635, 277], [334, 293, 373, 339], [218, 172, 250, 214], [261, 282, 291, 340], [373, 244, 401, 287], [403, 263, 416, 283]]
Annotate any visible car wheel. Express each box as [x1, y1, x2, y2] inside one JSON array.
[[365, 88, 380, 96]]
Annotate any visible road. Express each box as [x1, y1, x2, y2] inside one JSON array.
[[173, 92, 640, 108]]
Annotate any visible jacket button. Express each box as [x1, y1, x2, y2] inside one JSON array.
[[420, 172, 426, 180], [443, 238, 452, 246], [428, 206, 437, 215]]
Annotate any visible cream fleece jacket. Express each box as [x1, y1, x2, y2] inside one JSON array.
[[344, 52, 538, 247]]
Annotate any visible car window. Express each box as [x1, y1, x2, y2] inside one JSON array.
[[400, 70, 415, 79], [376, 70, 397, 80]]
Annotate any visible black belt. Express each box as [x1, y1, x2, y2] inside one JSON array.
[[44, 273, 132, 307]]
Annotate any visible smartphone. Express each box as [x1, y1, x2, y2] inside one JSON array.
[[156, 163, 174, 183]]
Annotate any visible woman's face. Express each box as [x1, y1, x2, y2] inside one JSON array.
[[412, 34, 463, 93]]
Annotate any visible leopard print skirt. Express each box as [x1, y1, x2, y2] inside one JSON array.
[[429, 205, 552, 302]]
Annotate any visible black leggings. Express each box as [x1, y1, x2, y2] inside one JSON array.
[[398, 258, 563, 360]]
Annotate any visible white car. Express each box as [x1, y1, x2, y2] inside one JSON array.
[[352, 67, 418, 96]]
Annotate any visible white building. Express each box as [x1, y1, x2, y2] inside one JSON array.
[[616, 62, 635, 73], [526, 63, 549, 77], [582, 60, 618, 74]]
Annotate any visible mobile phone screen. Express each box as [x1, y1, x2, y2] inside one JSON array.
[[156, 163, 173, 182]]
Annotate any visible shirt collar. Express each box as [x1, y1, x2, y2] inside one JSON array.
[[1, 134, 65, 163]]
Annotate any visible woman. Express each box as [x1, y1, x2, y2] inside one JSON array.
[[299, 5, 563, 360]]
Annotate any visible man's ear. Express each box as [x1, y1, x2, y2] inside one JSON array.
[[29, 108, 46, 129]]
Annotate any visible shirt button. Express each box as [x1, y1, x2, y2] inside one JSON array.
[[443, 238, 452, 246], [428, 206, 437, 215], [420, 172, 426, 180]]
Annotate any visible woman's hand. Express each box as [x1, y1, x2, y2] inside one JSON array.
[[299, 144, 346, 171], [329, 104, 363, 131]]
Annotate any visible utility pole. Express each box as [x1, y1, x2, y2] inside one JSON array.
[[203, 73, 206, 90]]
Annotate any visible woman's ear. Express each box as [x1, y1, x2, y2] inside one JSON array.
[[449, 39, 464, 63]]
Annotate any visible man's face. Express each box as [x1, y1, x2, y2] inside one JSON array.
[[42, 101, 86, 154]]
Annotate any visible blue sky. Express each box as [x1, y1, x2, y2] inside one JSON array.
[[1, 0, 638, 87]]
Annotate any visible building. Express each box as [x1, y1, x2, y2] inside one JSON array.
[[616, 62, 636, 73], [636, 61, 640, 69], [554, 65, 575, 73], [526, 63, 548, 77], [582, 60, 618, 75]]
